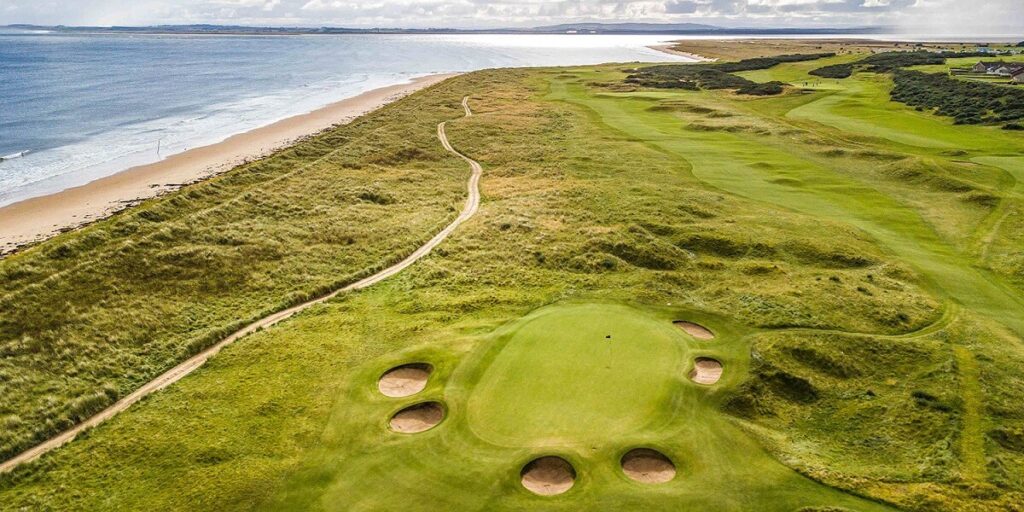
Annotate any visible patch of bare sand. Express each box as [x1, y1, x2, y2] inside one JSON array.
[[378, 363, 432, 398], [673, 321, 715, 340], [521, 456, 576, 496], [689, 357, 723, 385], [648, 44, 718, 62], [389, 402, 444, 434], [621, 448, 676, 484]]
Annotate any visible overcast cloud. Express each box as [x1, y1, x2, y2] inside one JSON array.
[[1, 0, 1021, 34]]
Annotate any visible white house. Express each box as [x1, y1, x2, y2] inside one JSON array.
[[977, 61, 1024, 76]]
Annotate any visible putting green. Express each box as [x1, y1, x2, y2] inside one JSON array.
[[467, 304, 686, 444]]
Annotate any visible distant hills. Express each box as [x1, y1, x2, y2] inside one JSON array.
[[530, 22, 721, 33], [3, 22, 887, 36]]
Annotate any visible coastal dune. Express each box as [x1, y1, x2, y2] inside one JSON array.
[[0, 74, 455, 255]]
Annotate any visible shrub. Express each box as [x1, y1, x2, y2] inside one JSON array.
[[890, 70, 1024, 126], [736, 81, 786, 96], [626, 53, 833, 94], [809, 64, 853, 79], [860, 51, 946, 72], [714, 53, 835, 73]]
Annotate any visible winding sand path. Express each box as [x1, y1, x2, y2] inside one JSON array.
[[0, 96, 482, 474]]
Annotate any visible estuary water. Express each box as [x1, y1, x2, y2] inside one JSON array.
[[0, 32, 688, 206]]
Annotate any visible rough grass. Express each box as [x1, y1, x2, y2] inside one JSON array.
[[0, 78, 470, 460]]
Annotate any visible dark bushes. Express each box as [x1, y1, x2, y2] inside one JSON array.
[[890, 70, 1024, 126], [860, 51, 946, 72], [626, 77, 698, 90], [809, 64, 854, 79], [737, 81, 786, 96], [713, 53, 836, 73], [625, 52, 834, 95], [625, 68, 752, 91]]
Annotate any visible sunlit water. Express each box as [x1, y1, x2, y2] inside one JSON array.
[[0, 32, 693, 206]]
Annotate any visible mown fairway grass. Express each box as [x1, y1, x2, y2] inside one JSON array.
[[2, 49, 1024, 512]]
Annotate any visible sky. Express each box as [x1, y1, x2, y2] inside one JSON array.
[[1, 0, 1021, 34]]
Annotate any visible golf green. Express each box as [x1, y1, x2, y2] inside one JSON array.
[[468, 304, 690, 444]]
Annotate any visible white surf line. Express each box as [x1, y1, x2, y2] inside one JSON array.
[[0, 97, 481, 474], [0, 150, 30, 162]]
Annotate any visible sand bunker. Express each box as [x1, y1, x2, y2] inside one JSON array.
[[378, 363, 432, 398], [621, 448, 676, 484], [389, 402, 445, 433], [689, 357, 723, 385], [673, 321, 715, 340], [521, 456, 576, 496]]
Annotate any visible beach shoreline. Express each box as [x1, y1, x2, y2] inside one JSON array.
[[648, 44, 717, 62], [0, 73, 457, 255]]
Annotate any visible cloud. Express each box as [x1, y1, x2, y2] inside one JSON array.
[[0, 0, 1020, 33], [664, 1, 699, 14]]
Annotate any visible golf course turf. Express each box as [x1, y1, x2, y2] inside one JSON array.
[[2, 45, 1024, 511], [261, 301, 894, 511]]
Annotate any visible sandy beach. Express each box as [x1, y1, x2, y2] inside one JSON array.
[[0, 73, 456, 255], [649, 44, 717, 62]]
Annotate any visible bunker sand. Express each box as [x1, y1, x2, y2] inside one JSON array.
[[674, 321, 715, 340], [621, 448, 676, 484], [389, 402, 445, 434], [378, 364, 432, 398], [690, 358, 724, 385], [521, 456, 576, 496]]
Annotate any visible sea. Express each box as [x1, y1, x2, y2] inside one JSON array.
[[0, 31, 692, 207]]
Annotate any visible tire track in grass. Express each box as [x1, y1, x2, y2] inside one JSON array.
[[953, 346, 987, 481], [0, 96, 482, 474], [971, 157, 1024, 264]]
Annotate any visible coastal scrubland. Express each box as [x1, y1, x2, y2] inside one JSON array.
[[2, 44, 1024, 512], [0, 83, 470, 460]]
